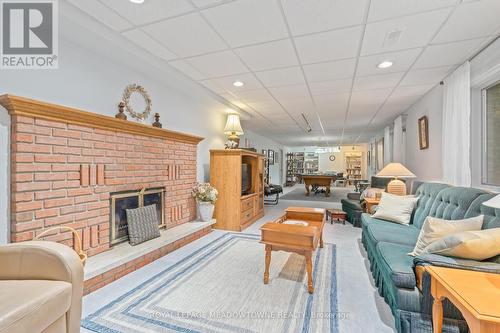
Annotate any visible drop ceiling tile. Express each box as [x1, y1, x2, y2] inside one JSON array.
[[353, 72, 404, 91], [314, 94, 350, 114], [255, 67, 305, 87], [303, 58, 356, 82], [192, 0, 235, 9], [308, 79, 353, 95], [142, 13, 226, 57], [295, 26, 363, 64], [386, 84, 434, 105], [235, 89, 275, 103], [234, 39, 299, 71], [246, 100, 283, 112], [400, 66, 454, 86], [313, 93, 350, 107], [198, 79, 226, 94], [186, 50, 248, 78], [122, 29, 177, 61], [361, 9, 451, 56], [413, 38, 486, 69], [357, 48, 422, 76], [279, 98, 315, 113], [168, 59, 207, 80], [202, 0, 288, 47], [104, 0, 193, 26], [211, 73, 263, 92], [368, 0, 458, 22], [433, 0, 500, 44], [269, 84, 311, 101], [350, 88, 392, 110], [67, 0, 133, 31], [344, 116, 371, 128], [282, 0, 369, 36]]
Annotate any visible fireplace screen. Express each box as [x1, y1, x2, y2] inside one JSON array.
[[110, 188, 165, 245]]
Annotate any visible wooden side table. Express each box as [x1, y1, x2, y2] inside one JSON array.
[[364, 197, 380, 214], [426, 266, 500, 333], [327, 209, 347, 224], [260, 207, 325, 294]]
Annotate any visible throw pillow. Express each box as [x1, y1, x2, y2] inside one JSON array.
[[126, 204, 161, 246], [360, 188, 385, 201], [422, 227, 500, 261], [371, 192, 419, 225], [409, 215, 484, 256]]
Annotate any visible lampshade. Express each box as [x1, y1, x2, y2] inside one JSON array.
[[483, 194, 500, 209], [224, 114, 244, 136], [376, 163, 416, 178]]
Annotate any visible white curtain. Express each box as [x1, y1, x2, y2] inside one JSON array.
[[393, 116, 403, 163], [442, 62, 471, 187], [384, 126, 391, 166]]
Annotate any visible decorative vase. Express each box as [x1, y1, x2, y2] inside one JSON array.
[[198, 201, 214, 222]]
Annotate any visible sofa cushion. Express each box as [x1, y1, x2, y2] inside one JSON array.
[[411, 183, 450, 229], [466, 193, 500, 230], [424, 187, 487, 227], [365, 219, 420, 247], [0, 280, 71, 333], [376, 242, 416, 289]]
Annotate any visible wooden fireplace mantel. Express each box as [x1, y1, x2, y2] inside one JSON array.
[[0, 94, 204, 144]]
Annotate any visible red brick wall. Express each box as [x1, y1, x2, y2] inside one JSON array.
[[11, 115, 197, 256]]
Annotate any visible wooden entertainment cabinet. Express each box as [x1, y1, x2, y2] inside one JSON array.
[[210, 149, 265, 231]]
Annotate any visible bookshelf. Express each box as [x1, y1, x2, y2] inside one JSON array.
[[345, 152, 363, 184], [285, 152, 304, 186], [304, 152, 319, 174]]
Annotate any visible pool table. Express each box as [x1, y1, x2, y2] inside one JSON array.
[[301, 174, 337, 197]]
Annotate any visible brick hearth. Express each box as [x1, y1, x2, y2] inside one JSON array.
[[2, 95, 204, 257]]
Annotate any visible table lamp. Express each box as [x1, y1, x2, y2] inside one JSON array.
[[376, 162, 416, 196], [224, 114, 244, 148], [483, 194, 500, 209]]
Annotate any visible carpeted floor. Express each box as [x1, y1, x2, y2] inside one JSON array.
[[280, 186, 352, 203], [82, 233, 339, 333], [82, 185, 395, 333]]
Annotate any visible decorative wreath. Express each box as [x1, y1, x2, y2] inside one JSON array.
[[122, 84, 152, 120]]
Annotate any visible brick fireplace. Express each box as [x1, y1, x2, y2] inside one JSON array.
[[1, 95, 204, 257]]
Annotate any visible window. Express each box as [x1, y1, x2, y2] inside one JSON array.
[[482, 81, 500, 186]]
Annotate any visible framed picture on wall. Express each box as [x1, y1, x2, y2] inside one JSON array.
[[268, 149, 274, 165], [418, 116, 429, 150]]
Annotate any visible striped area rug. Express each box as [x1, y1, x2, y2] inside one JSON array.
[[82, 233, 338, 333]]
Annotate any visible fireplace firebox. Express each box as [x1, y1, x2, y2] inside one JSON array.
[[110, 187, 165, 245]]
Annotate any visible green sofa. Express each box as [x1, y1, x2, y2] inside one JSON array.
[[362, 182, 500, 332]]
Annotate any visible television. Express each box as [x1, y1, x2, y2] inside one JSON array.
[[241, 163, 252, 195]]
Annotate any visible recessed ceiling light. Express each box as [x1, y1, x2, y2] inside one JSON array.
[[233, 81, 244, 87], [129, 0, 145, 4], [377, 61, 393, 69]]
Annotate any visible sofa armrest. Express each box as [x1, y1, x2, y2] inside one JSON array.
[[347, 192, 361, 200], [0, 241, 83, 333], [414, 254, 500, 274]]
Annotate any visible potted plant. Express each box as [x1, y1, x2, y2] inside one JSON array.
[[192, 182, 218, 222]]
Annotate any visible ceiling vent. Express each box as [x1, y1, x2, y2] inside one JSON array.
[[383, 29, 404, 47]]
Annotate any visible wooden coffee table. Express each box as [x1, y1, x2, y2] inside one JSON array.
[[260, 207, 325, 294]]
